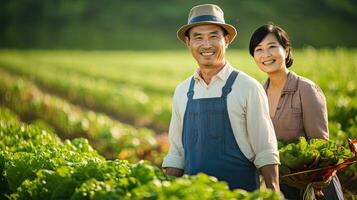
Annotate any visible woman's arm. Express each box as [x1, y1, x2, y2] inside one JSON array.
[[301, 82, 329, 140]]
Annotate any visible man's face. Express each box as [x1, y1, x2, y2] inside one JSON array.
[[185, 24, 230, 70]]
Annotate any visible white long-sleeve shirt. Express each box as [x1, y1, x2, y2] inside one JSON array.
[[162, 62, 280, 169]]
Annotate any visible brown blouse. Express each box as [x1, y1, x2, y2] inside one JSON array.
[[263, 71, 329, 141]]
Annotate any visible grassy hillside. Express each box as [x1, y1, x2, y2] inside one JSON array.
[[0, 0, 356, 49]]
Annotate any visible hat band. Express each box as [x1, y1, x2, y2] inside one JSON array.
[[188, 15, 225, 24]]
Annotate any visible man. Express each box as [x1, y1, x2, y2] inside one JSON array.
[[162, 4, 280, 192]]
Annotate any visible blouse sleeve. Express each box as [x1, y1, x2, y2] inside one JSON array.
[[301, 83, 329, 140]]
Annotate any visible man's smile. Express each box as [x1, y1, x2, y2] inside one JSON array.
[[200, 49, 215, 56]]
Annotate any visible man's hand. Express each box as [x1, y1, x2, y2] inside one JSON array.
[[163, 167, 184, 177], [260, 164, 280, 192]]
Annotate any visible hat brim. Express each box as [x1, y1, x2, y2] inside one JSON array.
[[177, 21, 237, 44]]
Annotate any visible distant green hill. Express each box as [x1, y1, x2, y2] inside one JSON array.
[[0, 0, 356, 50]]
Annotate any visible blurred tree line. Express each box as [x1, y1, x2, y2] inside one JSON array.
[[0, 0, 356, 50]]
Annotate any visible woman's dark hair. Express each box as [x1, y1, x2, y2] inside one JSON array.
[[249, 24, 294, 68]]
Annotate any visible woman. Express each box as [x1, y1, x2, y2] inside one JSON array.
[[249, 24, 344, 200]]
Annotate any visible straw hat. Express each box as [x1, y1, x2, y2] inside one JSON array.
[[177, 4, 237, 44]]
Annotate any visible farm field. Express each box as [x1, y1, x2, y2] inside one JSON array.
[[0, 49, 356, 198], [0, 106, 283, 199]]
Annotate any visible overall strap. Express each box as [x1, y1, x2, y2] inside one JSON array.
[[222, 70, 239, 97], [187, 77, 195, 100]]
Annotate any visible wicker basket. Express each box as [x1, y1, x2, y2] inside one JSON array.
[[280, 139, 357, 190]]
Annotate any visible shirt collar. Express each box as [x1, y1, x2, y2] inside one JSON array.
[[193, 62, 234, 82], [263, 71, 299, 94]]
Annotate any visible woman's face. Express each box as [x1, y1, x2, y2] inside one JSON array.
[[253, 33, 288, 74]]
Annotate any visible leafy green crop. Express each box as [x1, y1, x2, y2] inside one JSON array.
[[0, 109, 283, 200], [0, 72, 167, 165], [279, 137, 319, 170], [279, 137, 353, 175]]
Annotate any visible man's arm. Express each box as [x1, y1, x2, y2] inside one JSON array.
[[164, 167, 184, 177], [245, 84, 280, 188], [260, 164, 280, 191], [161, 87, 185, 173]]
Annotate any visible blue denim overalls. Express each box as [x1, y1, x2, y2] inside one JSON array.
[[182, 70, 259, 191]]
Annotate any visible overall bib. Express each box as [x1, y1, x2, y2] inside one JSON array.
[[182, 70, 259, 191]]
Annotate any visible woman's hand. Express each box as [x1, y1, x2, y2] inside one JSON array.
[[311, 170, 336, 197]]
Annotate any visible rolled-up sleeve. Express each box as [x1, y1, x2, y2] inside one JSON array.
[[246, 85, 280, 169], [301, 83, 329, 140], [162, 89, 185, 169]]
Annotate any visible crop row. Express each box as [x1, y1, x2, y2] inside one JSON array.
[[0, 51, 175, 131], [0, 50, 356, 133], [0, 107, 283, 200], [0, 50, 189, 95], [0, 70, 167, 165]]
